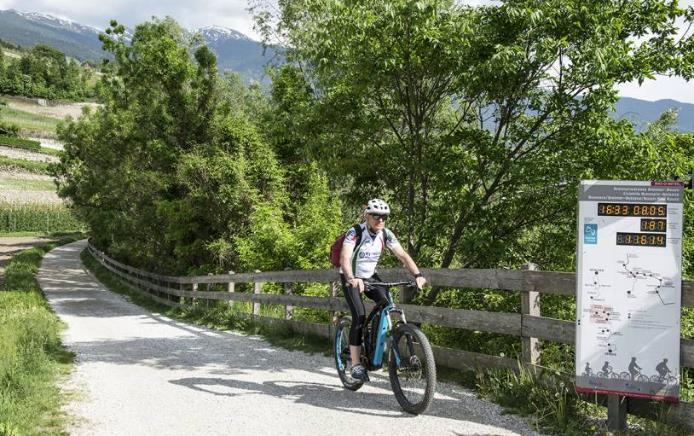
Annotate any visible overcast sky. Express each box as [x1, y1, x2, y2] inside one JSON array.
[[1, 0, 694, 103]]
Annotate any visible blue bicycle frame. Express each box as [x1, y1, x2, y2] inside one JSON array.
[[335, 281, 413, 372], [371, 292, 403, 367]]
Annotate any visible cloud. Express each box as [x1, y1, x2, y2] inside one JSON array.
[[0, 0, 260, 39]]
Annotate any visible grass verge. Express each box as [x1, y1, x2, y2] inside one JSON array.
[[476, 365, 691, 435], [0, 233, 83, 435], [0, 107, 59, 136]]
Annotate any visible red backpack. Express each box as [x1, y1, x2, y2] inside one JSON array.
[[330, 224, 363, 267]]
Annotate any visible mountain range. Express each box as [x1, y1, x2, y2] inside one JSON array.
[[0, 9, 278, 83], [1, 8, 693, 132]]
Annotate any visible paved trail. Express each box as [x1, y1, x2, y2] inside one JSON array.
[[39, 240, 542, 436]]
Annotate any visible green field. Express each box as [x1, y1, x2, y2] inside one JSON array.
[[0, 177, 56, 191], [0, 107, 60, 136], [0, 203, 83, 233]]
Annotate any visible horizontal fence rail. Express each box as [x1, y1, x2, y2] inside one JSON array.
[[85, 242, 694, 430]]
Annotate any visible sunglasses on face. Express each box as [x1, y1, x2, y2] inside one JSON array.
[[369, 214, 388, 221]]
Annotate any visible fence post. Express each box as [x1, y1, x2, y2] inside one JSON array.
[[192, 281, 198, 305], [227, 271, 235, 309], [206, 273, 213, 309], [164, 276, 170, 303], [253, 270, 262, 316], [521, 262, 540, 365], [284, 267, 294, 320]]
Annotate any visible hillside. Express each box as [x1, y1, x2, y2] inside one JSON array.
[[0, 10, 106, 61], [0, 9, 279, 83], [614, 97, 694, 132]]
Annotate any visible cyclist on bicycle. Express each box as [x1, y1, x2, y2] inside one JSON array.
[[601, 361, 612, 376], [656, 358, 671, 379], [628, 357, 642, 380], [339, 198, 427, 381]]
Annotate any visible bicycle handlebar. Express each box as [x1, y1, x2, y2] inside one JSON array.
[[364, 280, 416, 289]]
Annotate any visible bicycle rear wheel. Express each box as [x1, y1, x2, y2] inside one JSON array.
[[388, 323, 436, 414], [334, 316, 363, 391]]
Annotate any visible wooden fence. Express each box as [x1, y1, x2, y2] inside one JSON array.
[[85, 242, 694, 430]]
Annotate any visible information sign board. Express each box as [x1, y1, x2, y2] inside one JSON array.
[[575, 180, 684, 400]]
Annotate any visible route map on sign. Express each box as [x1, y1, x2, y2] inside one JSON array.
[[575, 181, 684, 401]]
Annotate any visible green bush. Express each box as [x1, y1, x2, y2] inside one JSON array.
[[0, 157, 50, 174], [0, 136, 41, 151], [0, 120, 20, 136]]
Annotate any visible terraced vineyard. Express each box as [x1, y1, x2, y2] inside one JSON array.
[[0, 95, 89, 234], [1, 95, 100, 148], [0, 169, 81, 233]]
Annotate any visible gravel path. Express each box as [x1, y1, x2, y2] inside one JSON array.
[[39, 240, 543, 436]]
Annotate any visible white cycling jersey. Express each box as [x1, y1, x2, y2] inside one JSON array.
[[341, 222, 401, 279]]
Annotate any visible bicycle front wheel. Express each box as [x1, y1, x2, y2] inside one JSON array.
[[334, 316, 363, 391], [388, 323, 436, 414]]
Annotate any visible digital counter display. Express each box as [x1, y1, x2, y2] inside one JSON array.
[[598, 203, 667, 217], [616, 232, 666, 247], [640, 219, 667, 233]]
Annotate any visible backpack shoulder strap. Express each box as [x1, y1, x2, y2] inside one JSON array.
[[353, 224, 363, 245]]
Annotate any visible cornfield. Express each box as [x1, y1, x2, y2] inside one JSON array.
[[0, 202, 83, 233]]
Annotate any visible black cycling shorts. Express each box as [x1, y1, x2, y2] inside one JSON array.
[[340, 274, 388, 346]]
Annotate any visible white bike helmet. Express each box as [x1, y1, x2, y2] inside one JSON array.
[[365, 198, 390, 215]]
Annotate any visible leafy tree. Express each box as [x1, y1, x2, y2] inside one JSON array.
[[55, 17, 342, 275], [235, 164, 342, 271], [0, 44, 94, 100], [256, 0, 694, 303], [55, 18, 285, 273]]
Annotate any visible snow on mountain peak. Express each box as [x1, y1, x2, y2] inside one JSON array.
[[3, 9, 252, 44], [12, 9, 103, 35], [197, 25, 250, 42]]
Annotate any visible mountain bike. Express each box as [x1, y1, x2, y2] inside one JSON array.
[[333, 280, 436, 415], [597, 367, 629, 379], [649, 372, 678, 384]]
